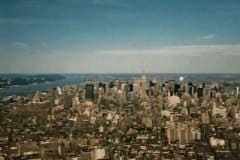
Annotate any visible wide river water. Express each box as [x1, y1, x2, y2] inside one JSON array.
[[0, 74, 86, 97]]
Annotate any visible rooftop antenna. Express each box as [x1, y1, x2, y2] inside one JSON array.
[[140, 51, 146, 76]]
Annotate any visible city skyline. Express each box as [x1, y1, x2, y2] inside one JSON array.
[[1, 0, 240, 73]]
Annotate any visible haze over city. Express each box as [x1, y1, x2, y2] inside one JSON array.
[[1, 0, 240, 73]]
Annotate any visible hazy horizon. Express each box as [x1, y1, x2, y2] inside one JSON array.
[[2, 72, 240, 75]]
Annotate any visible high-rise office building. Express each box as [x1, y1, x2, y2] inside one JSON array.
[[197, 88, 203, 98], [174, 84, 181, 95], [109, 81, 114, 88], [141, 74, 149, 90], [85, 84, 94, 101], [128, 83, 133, 92], [150, 80, 156, 87], [236, 87, 239, 97], [166, 121, 176, 144], [98, 82, 106, 93], [140, 74, 149, 98], [176, 123, 191, 146]]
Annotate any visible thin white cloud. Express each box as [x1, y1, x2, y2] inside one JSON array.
[[197, 34, 216, 40], [12, 42, 30, 49], [11, 41, 41, 55], [92, 0, 122, 6], [96, 44, 240, 56], [2, 43, 240, 73]]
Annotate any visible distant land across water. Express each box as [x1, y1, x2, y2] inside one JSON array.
[[1, 73, 240, 98]]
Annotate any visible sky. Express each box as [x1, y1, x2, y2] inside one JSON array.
[[1, 0, 240, 73]]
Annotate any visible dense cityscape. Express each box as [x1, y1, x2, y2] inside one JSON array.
[[1, 0, 240, 159], [1, 74, 240, 159]]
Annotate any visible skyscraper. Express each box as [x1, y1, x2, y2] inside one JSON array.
[[140, 74, 149, 98], [166, 121, 176, 144], [85, 84, 94, 101], [197, 87, 203, 98]]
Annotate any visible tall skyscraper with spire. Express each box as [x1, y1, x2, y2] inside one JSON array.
[[140, 74, 149, 99]]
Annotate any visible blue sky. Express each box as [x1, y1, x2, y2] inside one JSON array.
[[1, 0, 240, 73]]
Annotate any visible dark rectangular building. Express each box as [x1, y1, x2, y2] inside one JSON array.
[[85, 84, 94, 101]]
